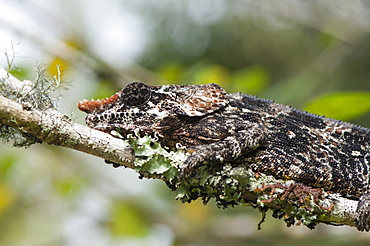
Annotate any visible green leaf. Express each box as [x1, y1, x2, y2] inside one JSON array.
[[231, 66, 269, 94], [305, 92, 370, 121], [190, 64, 231, 87], [156, 62, 185, 82], [108, 202, 150, 237], [53, 177, 84, 198]]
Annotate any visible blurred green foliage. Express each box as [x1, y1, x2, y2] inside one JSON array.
[[108, 202, 150, 236], [305, 92, 370, 121]]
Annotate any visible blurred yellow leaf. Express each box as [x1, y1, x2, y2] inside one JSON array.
[[0, 184, 16, 215], [47, 39, 83, 80], [305, 92, 370, 121], [47, 56, 69, 81]]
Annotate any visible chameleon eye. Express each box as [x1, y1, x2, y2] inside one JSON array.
[[121, 82, 152, 106]]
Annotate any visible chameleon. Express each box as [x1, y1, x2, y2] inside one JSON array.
[[78, 82, 370, 231]]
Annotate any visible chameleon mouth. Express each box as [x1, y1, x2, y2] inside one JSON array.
[[111, 127, 162, 140], [85, 113, 162, 136]]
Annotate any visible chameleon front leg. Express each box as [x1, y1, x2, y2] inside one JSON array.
[[355, 191, 370, 231], [179, 124, 268, 179]]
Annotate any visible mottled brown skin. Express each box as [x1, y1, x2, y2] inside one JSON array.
[[78, 82, 370, 231]]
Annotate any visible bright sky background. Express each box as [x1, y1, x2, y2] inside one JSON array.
[[0, 0, 149, 67]]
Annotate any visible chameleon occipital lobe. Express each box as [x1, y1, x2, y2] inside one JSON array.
[[78, 82, 370, 231]]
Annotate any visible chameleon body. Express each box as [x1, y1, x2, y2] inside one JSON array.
[[78, 82, 370, 231]]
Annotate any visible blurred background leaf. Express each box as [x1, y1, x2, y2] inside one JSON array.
[[108, 201, 150, 237], [305, 92, 370, 121]]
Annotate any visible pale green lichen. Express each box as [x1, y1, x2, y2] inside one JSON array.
[[121, 129, 339, 229], [119, 130, 188, 180], [0, 65, 64, 147]]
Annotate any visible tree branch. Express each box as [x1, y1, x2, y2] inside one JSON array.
[[0, 68, 135, 168], [0, 67, 361, 231]]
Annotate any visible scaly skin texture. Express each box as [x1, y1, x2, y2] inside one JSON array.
[[78, 82, 370, 231]]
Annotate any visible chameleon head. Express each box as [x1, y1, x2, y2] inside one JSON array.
[[78, 82, 229, 136]]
